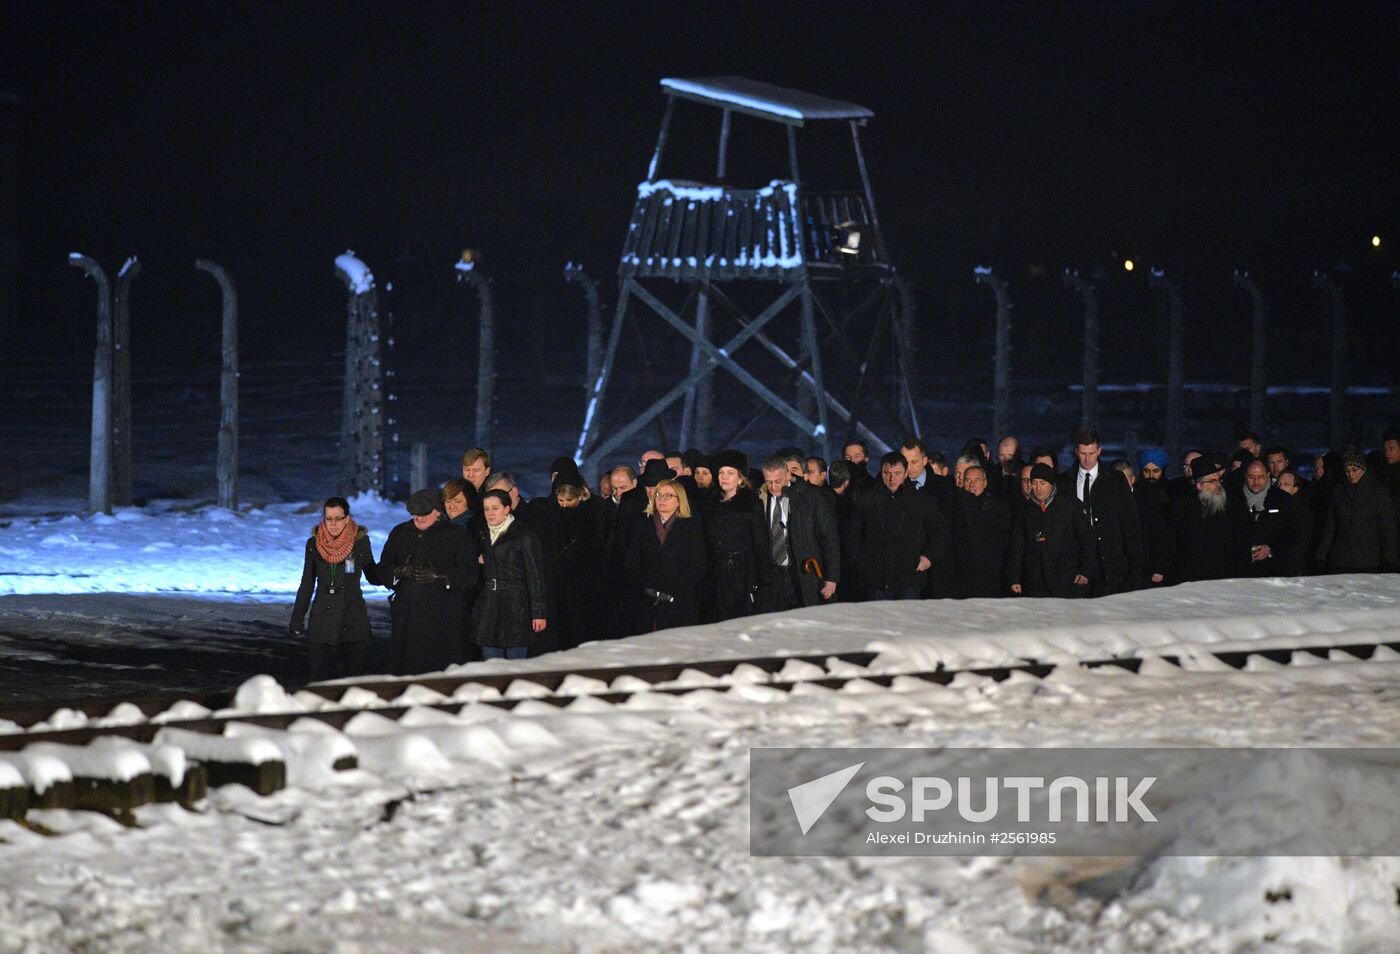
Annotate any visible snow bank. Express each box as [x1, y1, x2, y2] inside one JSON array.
[[0, 495, 405, 596]]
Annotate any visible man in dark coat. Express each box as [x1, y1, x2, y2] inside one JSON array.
[[1007, 463, 1094, 598], [377, 489, 479, 676], [901, 437, 976, 598], [1058, 429, 1145, 594], [522, 467, 602, 652], [704, 450, 772, 621], [843, 440, 878, 494], [1164, 455, 1240, 584], [1378, 428, 1400, 513], [1275, 470, 1314, 576], [759, 454, 841, 610], [1315, 449, 1399, 573], [848, 452, 948, 600], [1135, 448, 1172, 585], [1235, 458, 1300, 578], [957, 464, 1011, 598]]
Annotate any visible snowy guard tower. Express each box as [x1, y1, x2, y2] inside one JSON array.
[[574, 76, 918, 473]]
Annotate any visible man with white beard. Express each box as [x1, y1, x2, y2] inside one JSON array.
[[1164, 453, 1241, 584]]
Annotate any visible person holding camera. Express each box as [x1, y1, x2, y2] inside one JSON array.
[[626, 478, 707, 634]]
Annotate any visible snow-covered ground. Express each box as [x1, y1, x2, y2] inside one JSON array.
[[2, 501, 1400, 951]]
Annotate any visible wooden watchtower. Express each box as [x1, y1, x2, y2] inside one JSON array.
[[574, 76, 918, 472]]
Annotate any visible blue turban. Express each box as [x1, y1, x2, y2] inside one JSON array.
[[1138, 447, 1169, 470]]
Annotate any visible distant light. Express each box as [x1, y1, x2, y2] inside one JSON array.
[[1373, 235, 1382, 248], [834, 221, 862, 259], [1123, 259, 1134, 272]]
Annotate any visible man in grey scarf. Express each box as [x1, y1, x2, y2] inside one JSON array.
[[1238, 459, 1299, 578]]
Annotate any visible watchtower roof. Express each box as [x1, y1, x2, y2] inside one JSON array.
[[659, 76, 874, 126]]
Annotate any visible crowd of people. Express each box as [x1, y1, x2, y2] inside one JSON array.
[[289, 427, 1400, 680]]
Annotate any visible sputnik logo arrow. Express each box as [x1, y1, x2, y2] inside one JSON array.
[[787, 761, 864, 835]]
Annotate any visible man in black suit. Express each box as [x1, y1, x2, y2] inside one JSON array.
[[901, 436, 976, 598], [758, 454, 841, 610], [1058, 429, 1145, 595]]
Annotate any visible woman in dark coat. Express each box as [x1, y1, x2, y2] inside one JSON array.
[[471, 489, 549, 659], [626, 478, 707, 633], [1316, 451, 1398, 573], [290, 496, 382, 681], [704, 451, 771, 622]]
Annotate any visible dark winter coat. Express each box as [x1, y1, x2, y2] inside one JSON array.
[[1164, 492, 1241, 584], [1057, 467, 1145, 593], [759, 479, 842, 607], [910, 472, 976, 598], [378, 517, 479, 674], [1134, 479, 1172, 582], [1316, 475, 1399, 573], [1006, 492, 1095, 598], [704, 487, 772, 622], [290, 529, 380, 645], [523, 497, 602, 652], [848, 482, 948, 593], [471, 519, 550, 649], [958, 490, 1012, 598], [1235, 486, 1300, 578], [626, 513, 708, 633]]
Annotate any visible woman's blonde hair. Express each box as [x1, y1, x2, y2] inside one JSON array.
[[644, 478, 691, 518]]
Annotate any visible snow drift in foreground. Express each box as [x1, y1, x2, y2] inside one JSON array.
[[4, 500, 1400, 951]]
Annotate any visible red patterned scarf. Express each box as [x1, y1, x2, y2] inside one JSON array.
[[315, 518, 359, 564]]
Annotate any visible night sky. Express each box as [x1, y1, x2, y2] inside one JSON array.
[[5, 3, 1398, 381]]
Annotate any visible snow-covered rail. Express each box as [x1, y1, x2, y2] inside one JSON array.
[[1, 634, 1398, 827]]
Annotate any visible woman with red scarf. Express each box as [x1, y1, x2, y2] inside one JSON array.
[[290, 496, 382, 680]]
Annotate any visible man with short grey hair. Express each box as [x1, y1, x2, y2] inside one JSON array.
[[759, 454, 840, 610]]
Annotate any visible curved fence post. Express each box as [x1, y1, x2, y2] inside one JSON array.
[[1232, 271, 1267, 440], [974, 266, 1012, 439], [112, 257, 140, 507], [334, 252, 385, 496], [456, 254, 495, 451], [1062, 270, 1099, 432], [1312, 271, 1347, 447], [1148, 269, 1184, 467], [68, 253, 113, 514], [196, 259, 239, 510], [563, 263, 604, 433]]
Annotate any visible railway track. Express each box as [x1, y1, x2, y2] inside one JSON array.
[[2, 636, 1398, 826]]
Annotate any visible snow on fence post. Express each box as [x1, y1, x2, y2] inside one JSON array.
[[1232, 271, 1267, 441], [974, 267, 1012, 439], [1312, 271, 1347, 447], [334, 252, 386, 497], [1062, 270, 1099, 432], [112, 257, 139, 508], [563, 263, 604, 429], [456, 253, 495, 451], [1148, 269, 1184, 468], [410, 442, 428, 494], [68, 253, 113, 514], [195, 259, 239, 510]]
